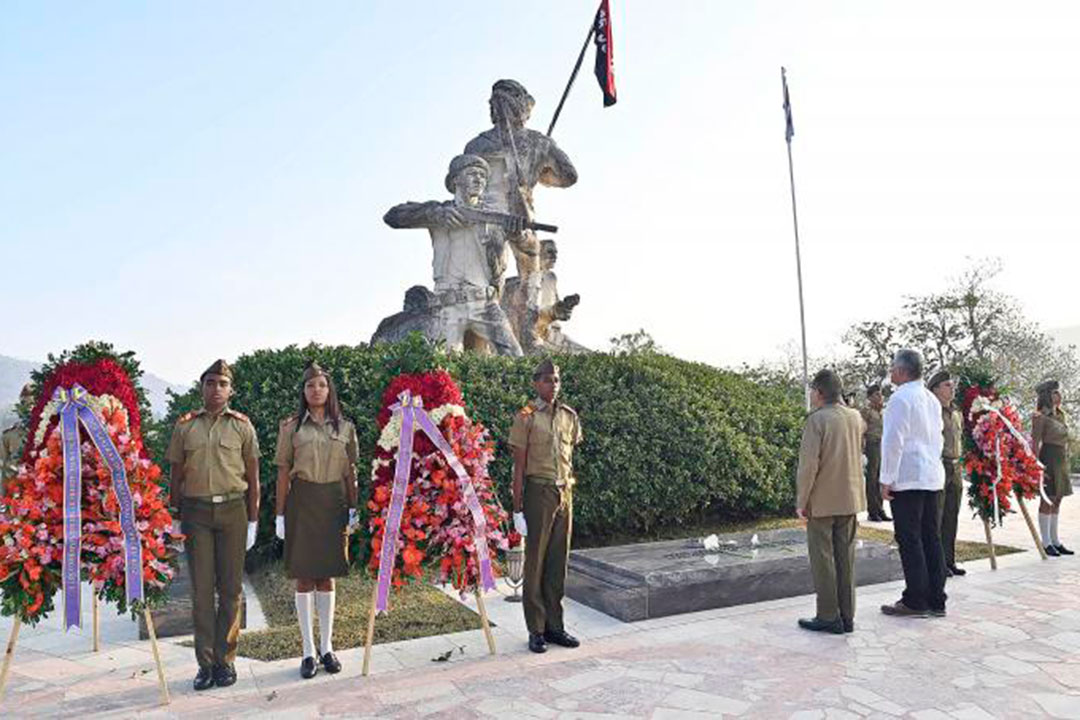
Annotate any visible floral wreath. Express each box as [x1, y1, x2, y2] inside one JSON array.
[[960, 380, 1043, 526], [366, 370, 509, 593], [0, 359, 180, 624]]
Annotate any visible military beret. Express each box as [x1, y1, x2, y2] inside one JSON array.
[[200, 359, 233, 382], [1036, 379, 1060, 394], [533, 359, 560, 379], [927, 370, 953, 390], [445, 154, 489, 194]]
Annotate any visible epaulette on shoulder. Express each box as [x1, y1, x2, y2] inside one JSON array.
[[559, 403, 578, 416], [280, 415, 297, 426], [226, 409, 251, 423], [519, 406, 535, 417], [178, 411, 200, 424]]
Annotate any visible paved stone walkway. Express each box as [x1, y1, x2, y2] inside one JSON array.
[[1, 493, 1078, 718]]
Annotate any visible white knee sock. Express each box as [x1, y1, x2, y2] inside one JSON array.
[[295, 592, 316, 659], [1050, 514, 1061, 546], [1039, 513, 1053, 546], [315, 590, 335, 656]]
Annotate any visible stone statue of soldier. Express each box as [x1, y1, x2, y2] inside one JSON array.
[[383, 154, 523, 356], [503, 239, 586, 353], [464, 79, 578, 353], [370, 285, 440, 346]]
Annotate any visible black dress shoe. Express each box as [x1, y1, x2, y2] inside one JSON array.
[[928, 607, 947, 618], [947, 564, 967, 576], [300, 656, 318, 679], [320, 652, 342, 674], [543, 629, 580, 648], [193, 667, 215, 691], [797, 617, 844, 634], [880, 600, 928, 617], [842, 618, 854, 633], [212, 663, 237, 687], [944, 566, 954, 577], [1054, 544, 1074, 556], [1046, 545, 1061, 557], [528, 632, 547, 653], [879, 513, 891, 522]]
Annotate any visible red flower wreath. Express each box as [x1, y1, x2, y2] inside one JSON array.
[[366, 370, 509, 594], [0, 359, 180, 624]]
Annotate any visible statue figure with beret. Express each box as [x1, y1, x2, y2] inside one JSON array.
[[384, 154, 523, 356]]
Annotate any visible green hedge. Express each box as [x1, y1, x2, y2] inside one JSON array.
[[160, 336, 805, 558]]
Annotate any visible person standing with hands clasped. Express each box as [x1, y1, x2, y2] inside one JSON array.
[[509, 359, 582, 654], [795, 369, 866, 634], [274, 362, 359, 679], [166, 359, 260, 692], [878, 349, 947, 618], [1032, 379, 1072, 557]]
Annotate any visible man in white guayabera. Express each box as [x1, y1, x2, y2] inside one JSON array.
[[879, 348, 947, 619], [383, 154, 523, 356]]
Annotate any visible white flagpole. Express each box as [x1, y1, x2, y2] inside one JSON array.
[[782, 67, 810, 412]]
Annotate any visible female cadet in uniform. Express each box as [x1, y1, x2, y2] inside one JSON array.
[[274, 362, 359, 678], [1032, 380, 1072, 557]]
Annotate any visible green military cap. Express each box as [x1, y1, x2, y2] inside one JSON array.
[[1036, 379, 1060, 394], [200, 358, 234, 382], [533, 358, 560, 380], [445, 154, 490, 194], [303, 360, 328, 381], [927, 370, 953, 390]]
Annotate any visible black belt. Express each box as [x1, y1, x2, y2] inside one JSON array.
[[184, 492, 246, 505]]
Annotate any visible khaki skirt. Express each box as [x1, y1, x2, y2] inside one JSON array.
[[284, 479, 350, 579], [1040, 443, 1073, 500]]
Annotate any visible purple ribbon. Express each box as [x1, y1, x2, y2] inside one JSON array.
[[374, 390, 497, 612], [55, 385, 144, 630], [414, 410, 496, 594]]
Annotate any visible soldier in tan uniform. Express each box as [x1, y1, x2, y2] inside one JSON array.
[[0, 384, 34, 494], [861, 384, 890, 522], [796, 369, 867, 634], [928, 371, 966, 577], [274, 362, 358, 679], [1032, 379, 1072, 556], [509, 359, 582, 653], [166, 359, 260, 692]]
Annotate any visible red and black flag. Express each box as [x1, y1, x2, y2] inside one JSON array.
[[593, 0, 616, 107]]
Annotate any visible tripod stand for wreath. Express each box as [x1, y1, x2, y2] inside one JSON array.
[[361, 390, 498, 676]]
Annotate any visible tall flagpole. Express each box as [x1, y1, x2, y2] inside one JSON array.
[[547, 11, 598, 137], [782, 67, 810, 412]]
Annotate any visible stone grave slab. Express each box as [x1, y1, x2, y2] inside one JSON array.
[[566, 527, 902, 622]]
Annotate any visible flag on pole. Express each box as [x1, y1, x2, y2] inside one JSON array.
[[594, 0, 617, 107], [782, 67, 794, 143]]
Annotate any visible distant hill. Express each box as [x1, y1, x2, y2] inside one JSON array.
[[0, 354, 185, 425], [1051, 325, 1080, 350]]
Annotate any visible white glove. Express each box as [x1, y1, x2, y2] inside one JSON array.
[[513, 512, 528, 537], [348, 508, 359, 529], [275, 515, 286, 541], [171, 519, 184, 548], [246, 521, 258, 551]]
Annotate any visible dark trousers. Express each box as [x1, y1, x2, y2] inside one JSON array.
[[806, 515, 857, 622], [865, 442, 883, 517], [891, 489, 947, 611], [182, 498, 247, 670], [522, 479, 572, 635], [937, 460, 963, 567]]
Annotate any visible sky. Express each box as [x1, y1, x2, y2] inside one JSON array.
[[3, 1, 1079, 383]]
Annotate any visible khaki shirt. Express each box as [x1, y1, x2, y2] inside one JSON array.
[[1033, 409, 1070, 448], [796, 404, 867, 517], [942, 406, 964, 460], [0, 424, 25, 487], [274, 413, 358, 485], [508, 399, 582, 484], [166, 408, 260, 497], [860, 406, 883, 443]]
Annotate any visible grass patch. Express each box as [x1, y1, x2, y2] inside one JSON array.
[[854, 525, 1023, 563], [236, 560, 482, 661]]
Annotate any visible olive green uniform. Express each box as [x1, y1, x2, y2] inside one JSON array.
[[509, 399, 582, 636], [1033, 409, 1072, 499], [167, 407, 260, 671], [860, 407, 884, 518], [937, 406, 964, 567], [274, 413, 358, 579], [0, 424, 25, 495]]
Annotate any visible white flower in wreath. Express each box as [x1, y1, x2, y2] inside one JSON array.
[[376, 403, 466, 452]]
